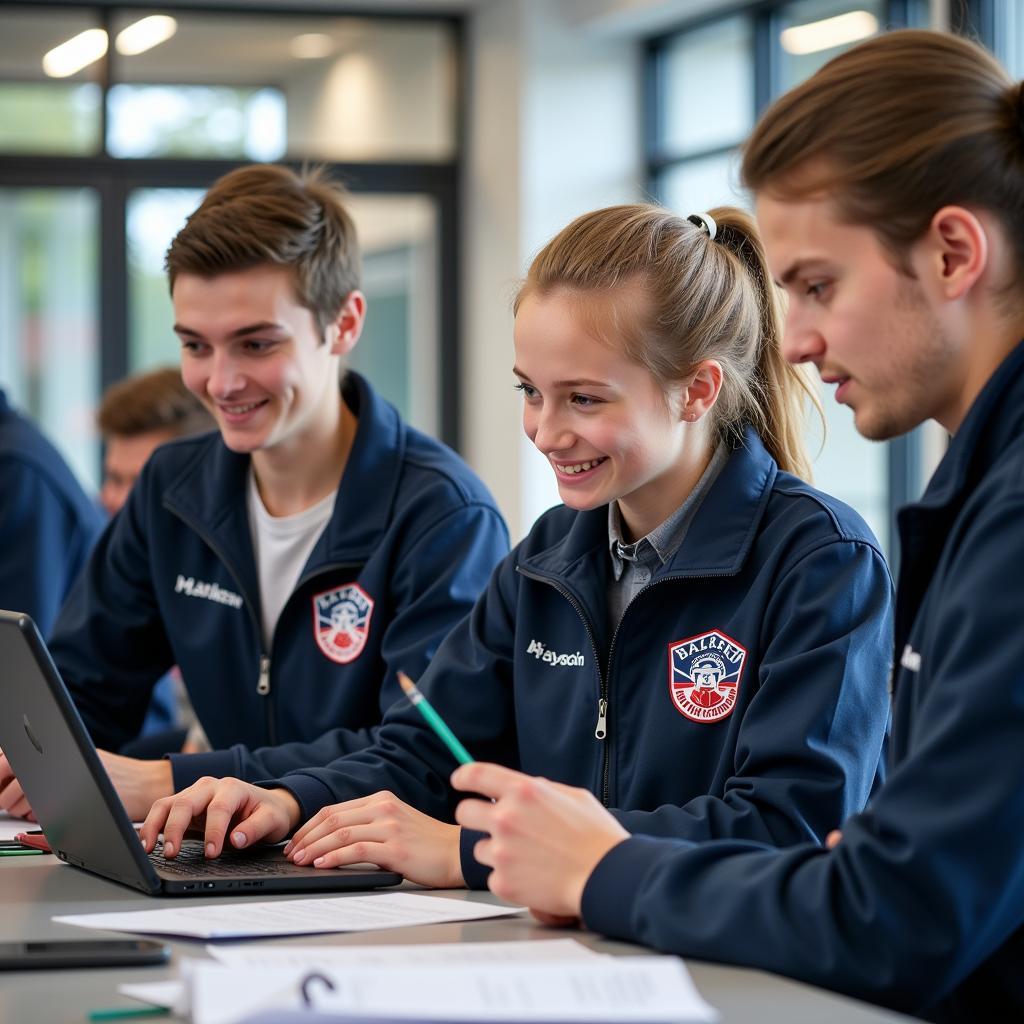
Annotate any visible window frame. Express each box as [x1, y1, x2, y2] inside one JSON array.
[[0, 1, 466, 450]]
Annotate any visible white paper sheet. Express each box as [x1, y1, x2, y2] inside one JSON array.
[[207, 937, 604, 969], [186, 957, 718, 1024], [54, 892, 525, 939], [118, 979, 188, 1014], [116, 941, 604, 1014]]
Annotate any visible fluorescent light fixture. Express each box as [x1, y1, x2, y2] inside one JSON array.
[[780, 10, 879, 56], [289, 33, 335, 59], [115, 15, 178, 56], [42, 28, 108, 78]]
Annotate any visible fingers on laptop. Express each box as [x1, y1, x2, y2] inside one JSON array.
[[140, 777, 293, 859], [217, 787, 295, 855], [140, 776, 238, 858]]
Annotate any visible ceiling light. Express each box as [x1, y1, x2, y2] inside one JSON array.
[[115, 15, 178, 57], [289, 33, 335, 59], [780, 10, 879, 56], [42, 28, 108, 78]]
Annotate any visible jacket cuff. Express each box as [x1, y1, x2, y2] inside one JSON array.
[[459, 828, 492, 889], [581, 835, 690, 942], [167, 750, 238, 791], [266, 773, 340, 825]]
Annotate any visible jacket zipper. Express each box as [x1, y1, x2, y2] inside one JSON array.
[[520, 566, 733, 807], [256, 654, 271, 695], [517, 567, 608, 802], [168, 506, 364, 749], [165, 508, 277, 741]]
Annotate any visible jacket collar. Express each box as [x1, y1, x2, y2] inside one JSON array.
[[908, 337, 1024, 516], [894, 339, 1024, 647], [163, 371, 406, 595], [519, 424, 777, 588]]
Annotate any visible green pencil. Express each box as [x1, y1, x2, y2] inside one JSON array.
[[87, 1006, 170, 1021], [397, 670, 474, 766]]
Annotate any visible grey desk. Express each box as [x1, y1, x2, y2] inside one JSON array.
[[0, 855, 914, 1024]]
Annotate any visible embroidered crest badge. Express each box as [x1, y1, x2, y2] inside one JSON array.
[[313, 584, 374, 664], [668, 629, 747, 723]]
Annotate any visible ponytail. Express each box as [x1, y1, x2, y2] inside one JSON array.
[[710, 207, 821, 480]]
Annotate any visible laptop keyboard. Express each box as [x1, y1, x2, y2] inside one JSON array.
[[150, 841, 287, 877]]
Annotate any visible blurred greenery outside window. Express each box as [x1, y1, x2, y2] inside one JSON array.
[[108, 85, 286, 160], [0, 83, 101, 155]]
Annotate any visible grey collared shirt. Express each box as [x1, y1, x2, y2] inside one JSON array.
[[607, 442, 728, 630]]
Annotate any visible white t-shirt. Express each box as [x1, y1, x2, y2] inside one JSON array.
[[246, 468, 337, 648]]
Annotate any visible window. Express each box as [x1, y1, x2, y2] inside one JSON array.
[[646, 1, 930, 559], [957, 0, 1024, 76], [0, 4, 462, 487], [647, 16, 753, 215], [774, 0, 886, 92], [1000, 1, 1024, 75], [108, 85, 286, 161]]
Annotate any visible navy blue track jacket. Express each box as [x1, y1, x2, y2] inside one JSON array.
[[0, 390, 103, 636], [277, 427, 893, 884], [580, 341, 1024, 1023], [48, 373, 509, 791]]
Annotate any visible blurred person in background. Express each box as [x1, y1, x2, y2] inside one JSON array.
[[0, 388, 102, 635], [97, 366, 214, 756]]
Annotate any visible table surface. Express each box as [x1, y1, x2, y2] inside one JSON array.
[[0, 854, 915, 1024]]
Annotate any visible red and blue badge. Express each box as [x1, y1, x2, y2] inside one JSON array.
[[313, 584, 374, 664], [668, 629, 747, 723]]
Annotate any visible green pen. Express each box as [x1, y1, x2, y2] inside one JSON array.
[[397, 670, 474, 766], [87, 1007, 170, 1021], [0, 847, 44, 856]]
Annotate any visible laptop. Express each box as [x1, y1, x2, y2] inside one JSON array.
[[0, 611, 403, 896]]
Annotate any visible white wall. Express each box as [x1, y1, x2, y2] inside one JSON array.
[[462, 0, 645, 540]]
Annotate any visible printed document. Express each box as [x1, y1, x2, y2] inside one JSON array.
[[134, 956, 717, 1024], [118, 939, 604, 1016]]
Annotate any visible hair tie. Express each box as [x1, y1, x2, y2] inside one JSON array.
[[687, 212, 717, 241]]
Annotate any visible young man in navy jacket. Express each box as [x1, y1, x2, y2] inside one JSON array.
[[0, 164, 508, 821], [442, 31, 1024, 1023]]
